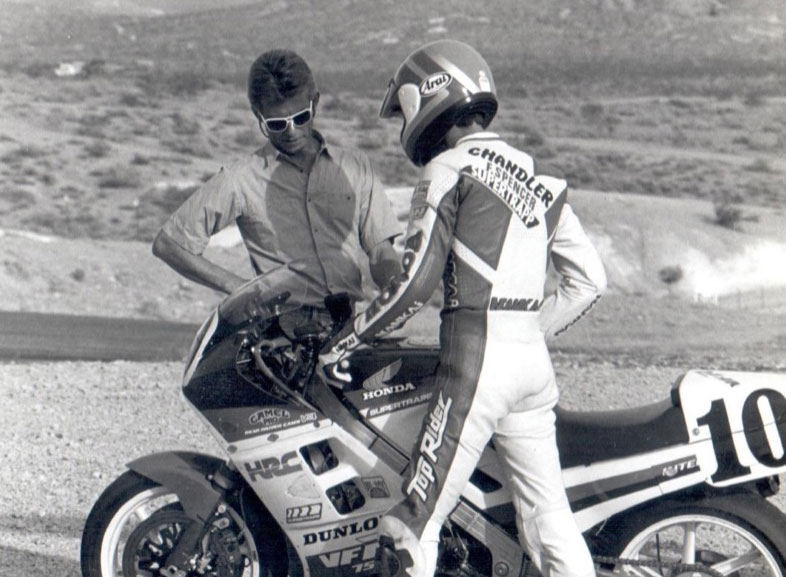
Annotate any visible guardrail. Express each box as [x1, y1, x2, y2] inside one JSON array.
[[695, 286, 786, 311]]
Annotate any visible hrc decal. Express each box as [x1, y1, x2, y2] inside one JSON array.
[[244, 451, 302, 482], [407, 392, 452, 501], [286, 503, 323, 524]]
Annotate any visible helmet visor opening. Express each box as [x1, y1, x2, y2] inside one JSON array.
[[379, 79, 399, 119]]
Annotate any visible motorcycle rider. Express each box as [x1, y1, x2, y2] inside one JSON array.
[[320, 40, 606, 577], [153, 49, 402, 304]]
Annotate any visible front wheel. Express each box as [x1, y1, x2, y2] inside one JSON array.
[[595, 492, 786, 577], [80, 470, 261, 577]]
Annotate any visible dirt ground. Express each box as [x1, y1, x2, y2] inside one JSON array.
[[2, 353, 785, 577]]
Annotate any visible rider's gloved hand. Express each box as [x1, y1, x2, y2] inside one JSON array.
[[317, 323, 361, 386]]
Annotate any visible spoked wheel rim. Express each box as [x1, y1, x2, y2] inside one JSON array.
[[99, 486, 259, 577], [616, 513, 784, 577]]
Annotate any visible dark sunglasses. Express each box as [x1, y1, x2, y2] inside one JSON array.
[[259, 102, 313, 133]]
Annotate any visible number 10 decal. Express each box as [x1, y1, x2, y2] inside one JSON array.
[[696, 388, 786, 483]]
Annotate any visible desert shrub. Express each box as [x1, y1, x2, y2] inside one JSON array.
[[320, 93, 360, 115], [83, 139, 112, 159], [163, 71, 213, 96], [142, 182, 200, 213], [234, 129, 259, 147], [229, 97, 249, 111], [523, 128, 546, 148], [357, 132, 386, 151], [22, 212, 59, 233], [743, 92, 765, 107], [713, 200, 743, 230], [76, 113, 110, 138], [118, 92, 145, 107], [164, 137, 213, 159], [668, 98, 693, 110], [745, 159, 773, 173], [659, 265, 684, 285], [136, 299, 164, 318], [222, 113, 246, 127], [1, 145, 47, 163], [579, 102, 604, 122], [60, 185, 83, 199], [4, 188, 36, 209], [131, 153, 151, 165], [170, 112, 201, 136], [70, 268, 86, 282], [96, 165, 142, 189], [22, 62, 54, 78]]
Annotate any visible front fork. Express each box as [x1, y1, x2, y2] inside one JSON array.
[[143, 459, 244, 576]]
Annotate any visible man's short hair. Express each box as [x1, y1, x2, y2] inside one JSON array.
[[247, 50, 316, 114]]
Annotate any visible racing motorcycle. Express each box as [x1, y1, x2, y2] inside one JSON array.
[[81, 259, 786, 577]]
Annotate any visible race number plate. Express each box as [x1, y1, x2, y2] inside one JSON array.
[[679, 370, 786, 486]]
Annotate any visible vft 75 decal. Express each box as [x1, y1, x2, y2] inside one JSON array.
[[679, 370, 786, 485], [306, 541, 378, 577]]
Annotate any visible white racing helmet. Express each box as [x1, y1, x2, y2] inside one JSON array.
[[380, 39, 498, 166]]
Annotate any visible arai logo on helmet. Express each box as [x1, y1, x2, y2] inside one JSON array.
[[420, 72, 452, 97]]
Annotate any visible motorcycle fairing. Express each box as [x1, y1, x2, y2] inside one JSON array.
[[562, 442, 710, 530], [201, 405, 323, 443], [229, 418, 408, 577], [679, 369, 786, 487]]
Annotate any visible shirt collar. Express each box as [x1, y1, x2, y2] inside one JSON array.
[[265, 129, 330, 171], [455, 131, 499, 145]]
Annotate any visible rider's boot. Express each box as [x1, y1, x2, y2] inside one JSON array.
[[375, 517, 426, 577]]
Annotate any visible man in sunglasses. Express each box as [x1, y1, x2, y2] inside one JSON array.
[[153, 49, 402, 306]]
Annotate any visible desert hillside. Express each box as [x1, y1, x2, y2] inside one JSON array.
[[0, 0, 784, 341]]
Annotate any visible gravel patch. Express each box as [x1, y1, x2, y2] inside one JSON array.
[[2, 358, 784, 577]]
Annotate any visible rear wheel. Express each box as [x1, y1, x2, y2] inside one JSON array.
[[80, 470, 260, 577], [595, 492, 786, 577]]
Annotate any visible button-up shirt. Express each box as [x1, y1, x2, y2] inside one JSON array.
[[161, 132, 401, 303]]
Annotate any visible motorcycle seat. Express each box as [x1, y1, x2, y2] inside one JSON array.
[[554, 397, 689, 469]]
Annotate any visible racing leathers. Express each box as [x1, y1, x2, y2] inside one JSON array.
[[326, 131, 606, 577]]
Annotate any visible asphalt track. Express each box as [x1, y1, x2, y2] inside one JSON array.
[[0, 311, 200, 361]]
